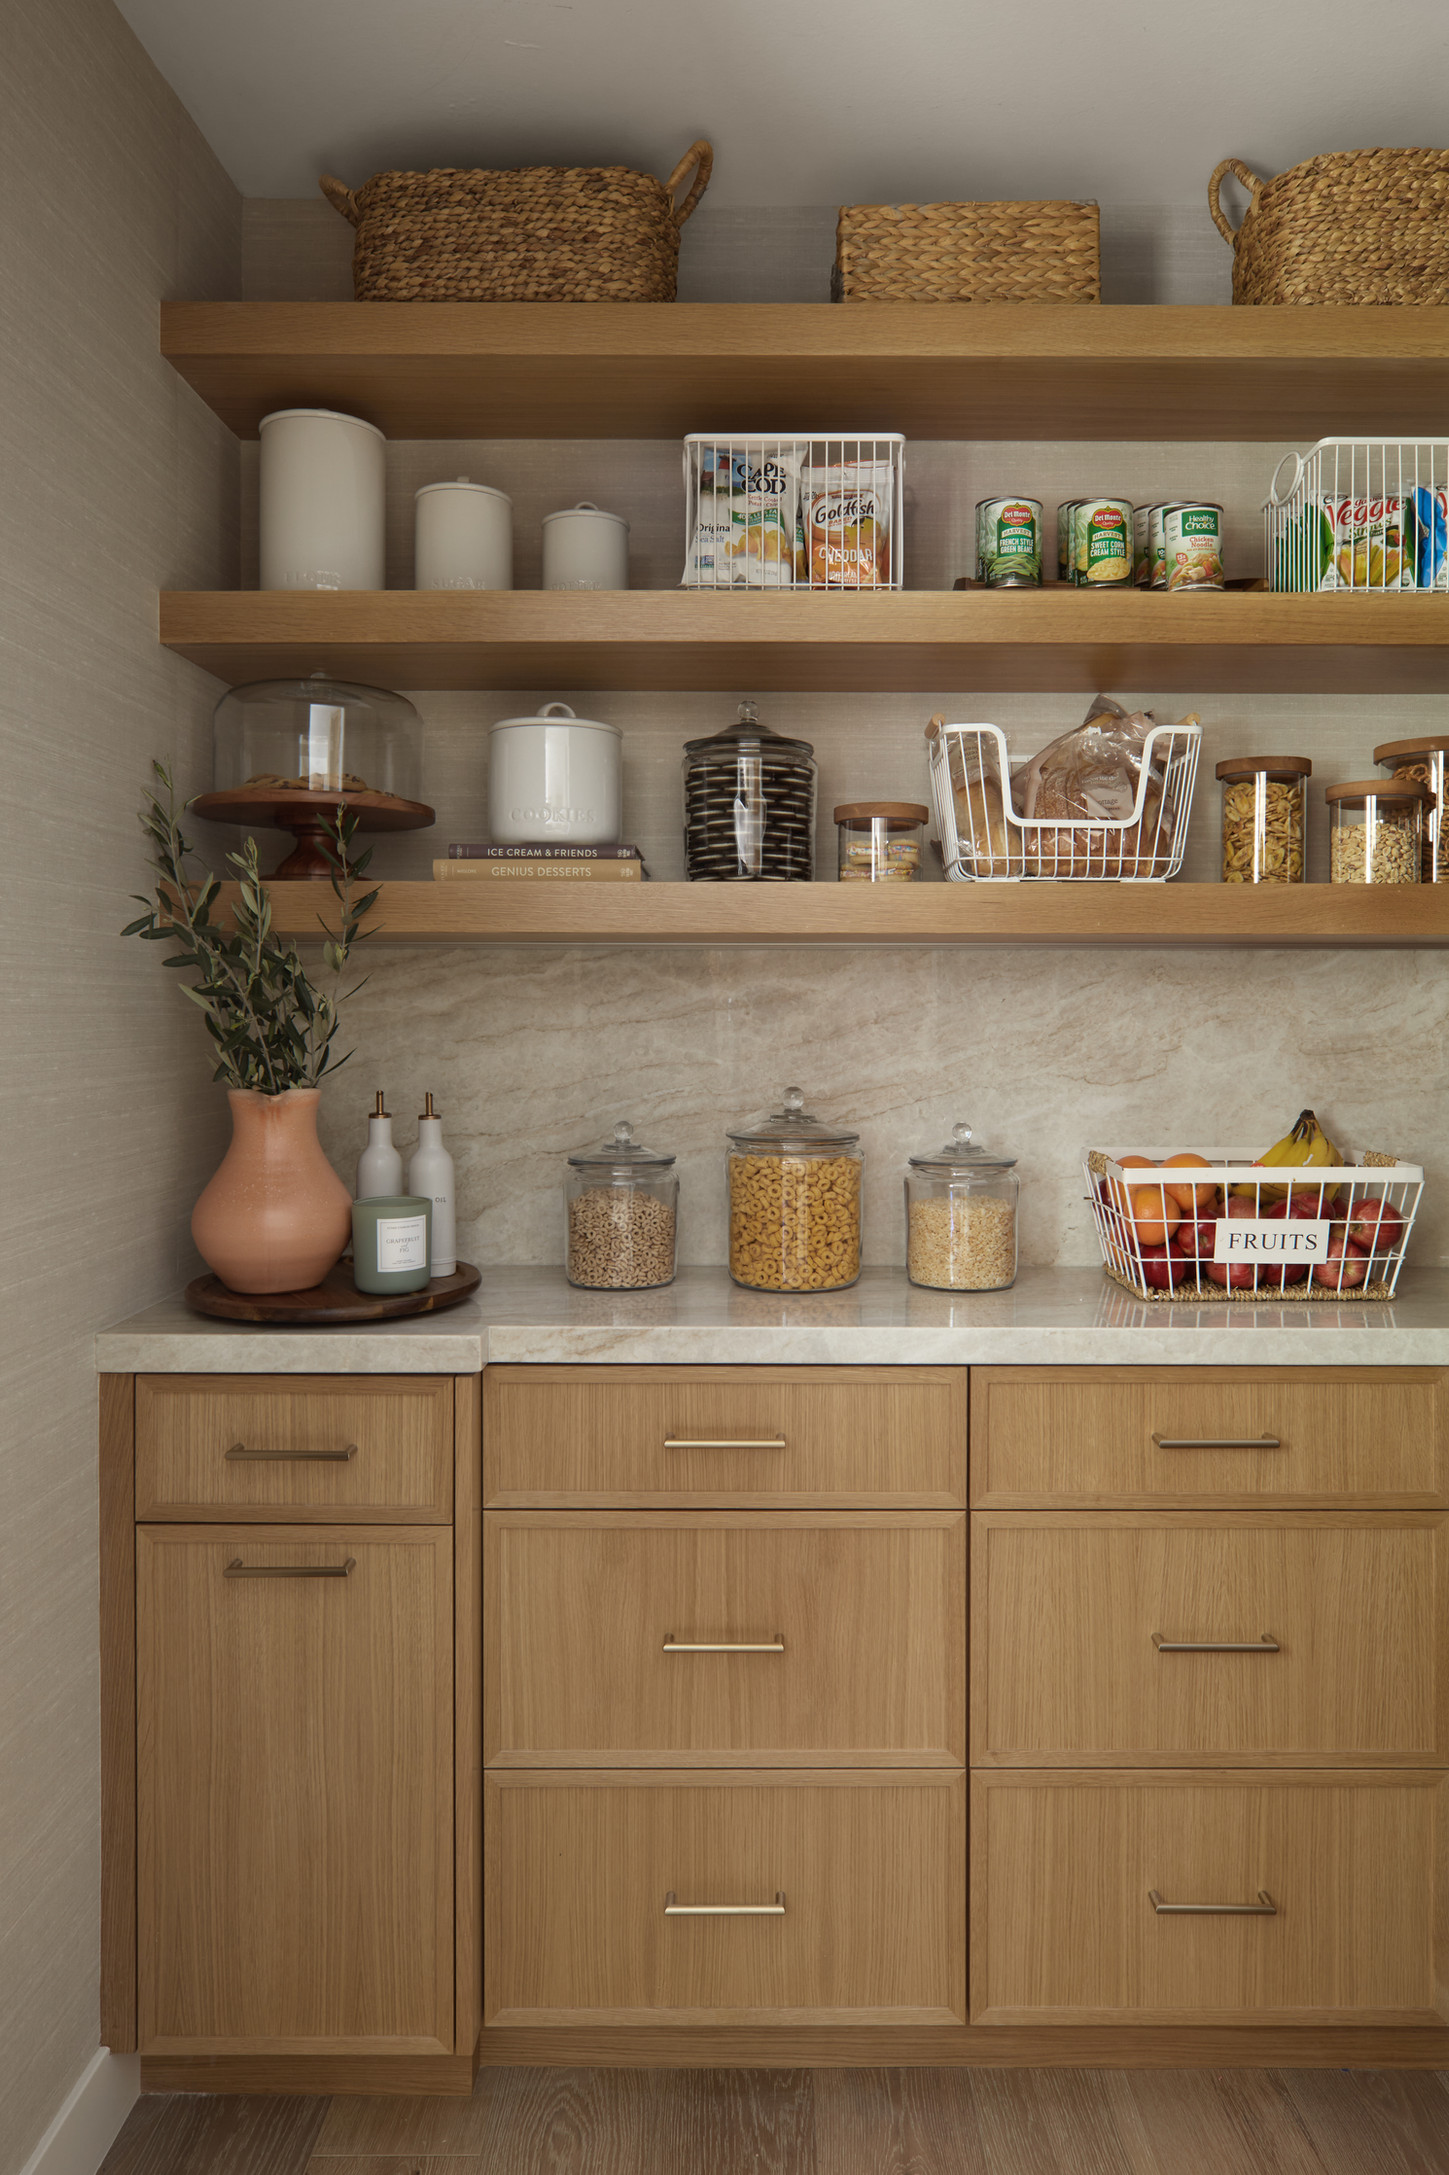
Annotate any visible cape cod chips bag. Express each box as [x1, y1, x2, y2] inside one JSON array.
[[682, 444, 806, 586]]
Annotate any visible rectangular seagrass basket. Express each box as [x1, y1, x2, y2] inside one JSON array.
[[320, 140, 712, 302], [833, 199, 1100, 304], [1209, 150, 1449, 304]]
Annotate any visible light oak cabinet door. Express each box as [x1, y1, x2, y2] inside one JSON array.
[[971, 1367, 1449, 1508], [972, 1769, 1449, 2026], [973, 1512, 1449, 1765], [483, 1365, 966, 1507], [486, 1770, 966, 2027], [485, 1510, 965, 1766], [136, 1374, 454, 1520], [136, 1525, 453, 2056]]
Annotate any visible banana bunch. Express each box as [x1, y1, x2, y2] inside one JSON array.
[[1248, 1109, 1342, 1201]]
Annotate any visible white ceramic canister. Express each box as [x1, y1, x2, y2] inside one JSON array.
[[541, 501, 630, 590], [487, 701, 622, 844], [414, 477, 513, 590], [259, 408, 386, 591]]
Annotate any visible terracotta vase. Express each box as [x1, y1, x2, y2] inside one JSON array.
[[192, 1087, 353, 1294]]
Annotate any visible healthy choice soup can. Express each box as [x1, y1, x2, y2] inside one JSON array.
[[977, 497, 1043, 586], [1163, 502, 1226, 590], [1073, 497, 1134, 586]]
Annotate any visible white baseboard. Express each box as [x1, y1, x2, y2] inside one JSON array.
[[17, 2051, 141, 2175]]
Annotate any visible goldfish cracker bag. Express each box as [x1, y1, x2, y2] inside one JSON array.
[[804, 460, 894, 587]]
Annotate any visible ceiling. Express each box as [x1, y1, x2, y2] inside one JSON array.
[[116, 0, 1447, 208]]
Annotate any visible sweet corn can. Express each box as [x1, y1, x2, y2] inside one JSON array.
[[977, 496, 1043, 587], [1163, 502, 1226, 591], [1073, 497, 1134, 586]]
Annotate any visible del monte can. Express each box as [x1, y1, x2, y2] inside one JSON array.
[[1073, 496, 1134, 586], [976, 496, 1042, 587]]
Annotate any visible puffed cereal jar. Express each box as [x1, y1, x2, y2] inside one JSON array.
[[904, 1121, 1019, 1291], [726, 1087, 863, 1292]]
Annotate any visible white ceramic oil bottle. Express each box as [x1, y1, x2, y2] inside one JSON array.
[[355, 1090, 404, 1200], [409, 1093, 456, 1277]]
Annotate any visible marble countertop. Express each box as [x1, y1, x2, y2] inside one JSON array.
[[95, 1264, 1449, 1373]]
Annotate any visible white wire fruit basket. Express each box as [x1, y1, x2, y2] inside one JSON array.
[[681, 433, 906, 589], [926, 718, 1202, 881], [1265, 439, 1449, 593], [1085, 1148, 1424, 1302]]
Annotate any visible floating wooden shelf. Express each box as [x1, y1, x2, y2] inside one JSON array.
[[222, 880, 1449, 949], [160, 301, 1449, 442], [162, 588, 1449, 696]]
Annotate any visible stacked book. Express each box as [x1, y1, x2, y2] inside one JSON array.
[[435, 844, 646, 883]]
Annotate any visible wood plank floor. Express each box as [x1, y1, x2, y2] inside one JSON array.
[[99, 2069, 1449, 2175]]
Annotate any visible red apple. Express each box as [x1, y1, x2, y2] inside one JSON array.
[[1139, 1241, 1189, 1291], [1176, 1216, 1217, 1260], [1204, 1195, 1258, 1288], [1347, 1196, 1405, 1257], [1258, 1198, 1311, 1288], [1313, 1230, 1370, 1292]]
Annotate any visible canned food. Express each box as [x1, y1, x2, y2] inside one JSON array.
[[1073, 497, 1134, 586], [1147, 501, 1185, 589], [1163, 502, 1225, 591], [977, 497, 1043, 587], [1132, 505, 1152, 586], [1055, 499, 1076, 586]]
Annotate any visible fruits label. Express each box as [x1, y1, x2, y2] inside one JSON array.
[[1213, 1219, 1329, 1262]]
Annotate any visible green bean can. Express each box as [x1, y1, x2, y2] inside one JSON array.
[[1073, 497, 1134, 587], [977, 497, 1042, 587]]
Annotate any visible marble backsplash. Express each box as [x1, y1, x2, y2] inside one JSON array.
[[316, 939, 1449, 1273]]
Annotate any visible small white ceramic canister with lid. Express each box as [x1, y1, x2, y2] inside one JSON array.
[[259, 408, 386, 591], [541, 502, 630, 590], [488, 701, 623, 843], [414, 477, 513, 590]]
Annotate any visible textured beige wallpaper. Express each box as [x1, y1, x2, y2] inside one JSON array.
[[0, 2, 239, 2165]]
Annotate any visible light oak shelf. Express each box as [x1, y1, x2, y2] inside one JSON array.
[[160, 301, 1449, 442], [226, 880, 1449, 949], [161, 588, 1449, 695]]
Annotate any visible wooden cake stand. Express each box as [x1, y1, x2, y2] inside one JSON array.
[[190, 787, 435, 878]]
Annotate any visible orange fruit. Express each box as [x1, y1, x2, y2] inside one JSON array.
[[1130, 1184, 1181, 1249], [1160, 1151, 1216, 1213]]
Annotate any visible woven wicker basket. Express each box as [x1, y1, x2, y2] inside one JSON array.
[[1209, 150, 1449, 304], [833, 200, 1099, 304], [320, 141, 712, 302]]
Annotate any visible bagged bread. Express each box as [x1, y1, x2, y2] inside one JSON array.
[[1015, 695, 1192, 876]]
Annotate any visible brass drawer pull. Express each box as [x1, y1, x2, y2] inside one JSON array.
[[1153, 1633, 1280, 1653], [664, 1890, 786, 1916], [224, 1557, 356, 1579], [662, 1635, 785, 1653], [664, 1437, 786, 1451], [225, 1442, 358, 1462], [1151, 1433, 1281, 1450], [1150, 1888, 1277, 1916]]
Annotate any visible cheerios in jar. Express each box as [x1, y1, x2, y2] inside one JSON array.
[[726, 1086, 863, 1293]]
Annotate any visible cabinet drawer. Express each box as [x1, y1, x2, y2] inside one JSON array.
[[972, 1512, 1449, 1765], [485, 1511, 965, 1766], [137, 1525, 454, 2055], [483, 1366, 965, 1507], [486, 1770, 966, 2026], [136, 1375, 453, 1520], [972, 1769, 1448, 2025], [972, 1367, 1449, 1507]]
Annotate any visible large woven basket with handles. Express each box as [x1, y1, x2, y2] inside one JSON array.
[[833, 200, 1099, 304], [1209, 150, 1449, 304], [320, 141, 712, 302]]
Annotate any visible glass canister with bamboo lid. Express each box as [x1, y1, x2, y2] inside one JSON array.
[[1374, 733, 1449, 882], [1216, 755, 1310, 884]]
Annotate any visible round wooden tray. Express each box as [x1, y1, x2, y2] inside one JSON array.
[[190, 788, 435, 879], [184, 1259, 481, 1324]]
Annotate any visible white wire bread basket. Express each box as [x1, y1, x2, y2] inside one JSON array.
[[1265, 439, 1449, 593], [681, 433, 906, 590], [926, 713, 1202, 881], [1085, 1148, 1423, 1302]]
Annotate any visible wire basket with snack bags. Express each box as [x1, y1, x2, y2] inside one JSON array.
[[681, 434, 906, 590]]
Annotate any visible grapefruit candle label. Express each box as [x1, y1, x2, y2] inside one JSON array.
[[1213, 1219, 1329, 1263], [377, 1215, 428, 1273]]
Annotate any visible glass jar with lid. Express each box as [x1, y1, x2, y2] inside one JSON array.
[[1215, 755, 1310, 884], [1374, 734, 1449, 882], [726, 1087, 862, 1292], [1326, 778, 1428, 885], [683, 700, 816, 882], [835, 802, 928, 882], [211, 672, 422, 800], [565, 1121, 678, 1289], [905, 1120, 1019, 1291]]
